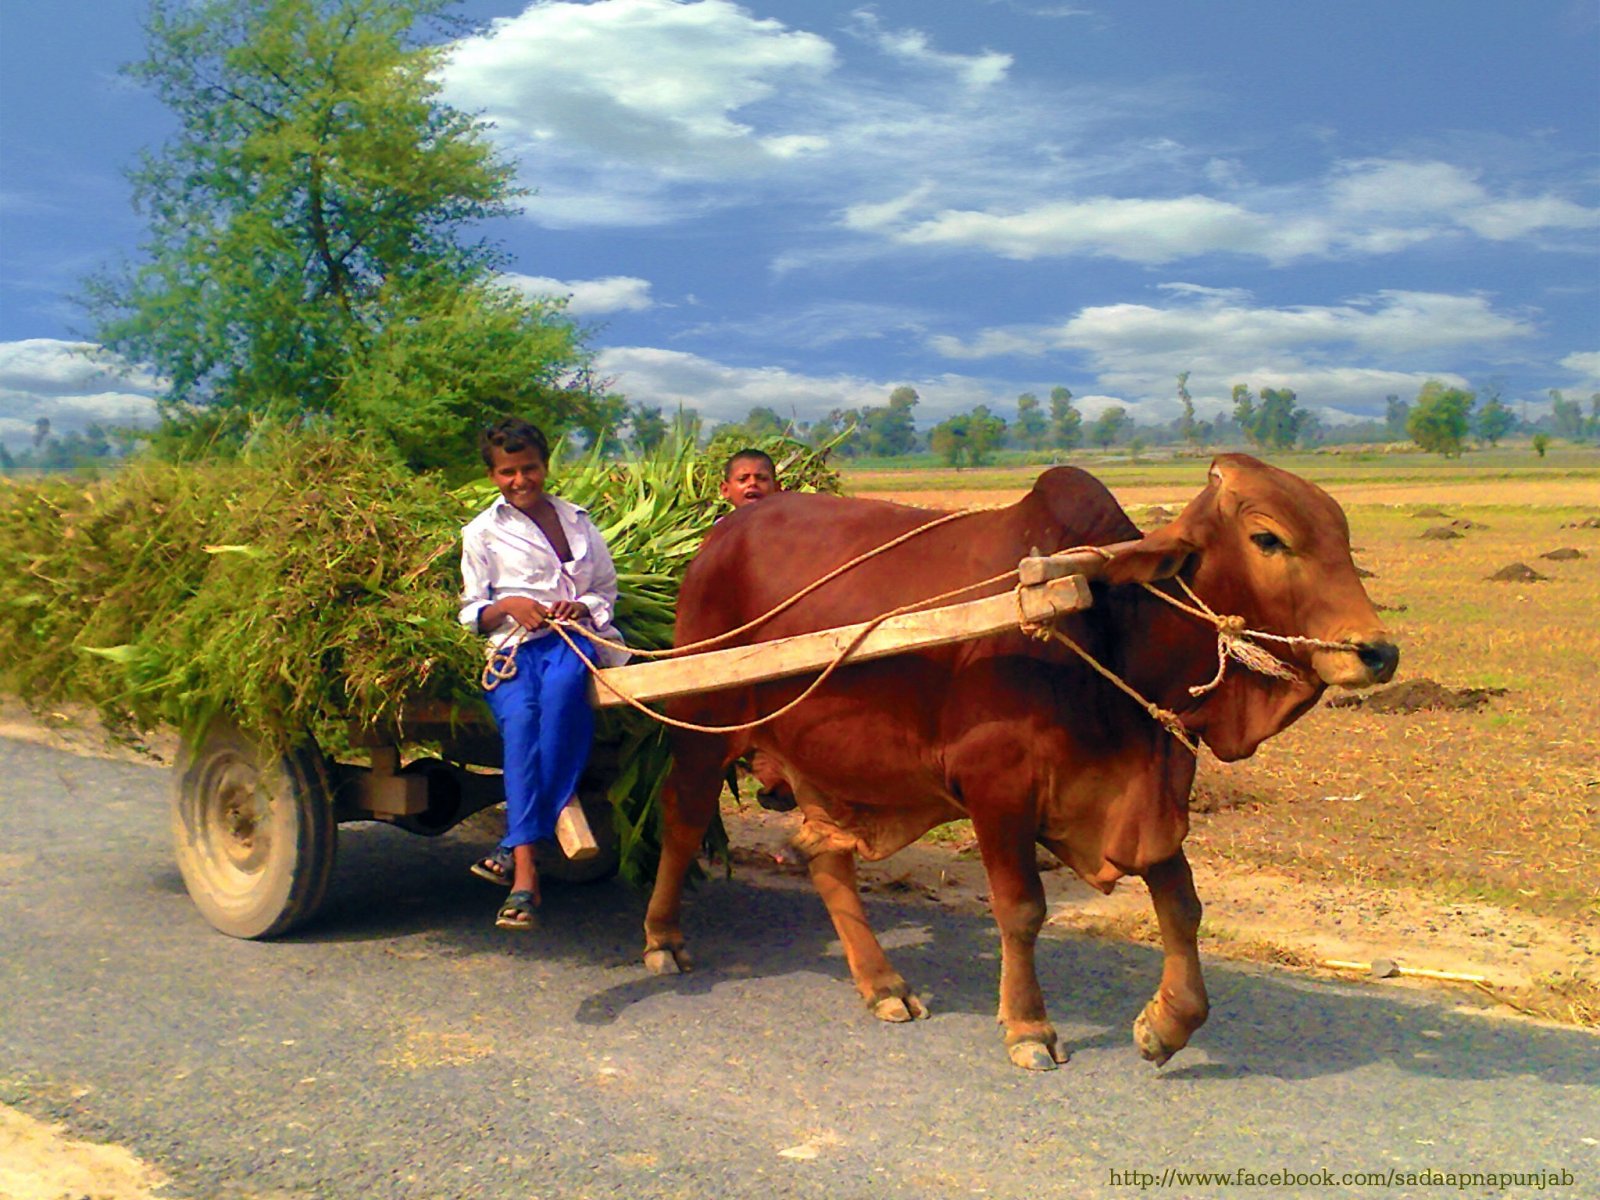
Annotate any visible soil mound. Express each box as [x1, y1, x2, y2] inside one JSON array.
[[1539, 547, 1586, 561], [1421, 526, 1463, 540], [1560, 516, 1600, 529], [1487, 562, 1549, 582], [1136, 505, 1176, 525], [1450, 518, 1489, 530], [1328, 678, 1507, 713], [1411, 507, 1451, 519]]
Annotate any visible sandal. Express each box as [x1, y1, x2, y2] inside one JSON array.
[[495, 889, 538, 931], [470, 848, 513, 886]]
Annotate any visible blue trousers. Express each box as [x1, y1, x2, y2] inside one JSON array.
[[484, 636, 595, 849]]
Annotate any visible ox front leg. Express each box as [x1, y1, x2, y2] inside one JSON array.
[[1134, 850, 1210, 1066], [642, 738, 724, 976], [973, 821, 1067, 1071], [807, 850, 928, 1022]]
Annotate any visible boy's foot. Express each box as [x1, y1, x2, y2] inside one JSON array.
[[495, 889, 538, 931], [470, 848, 513, 886]]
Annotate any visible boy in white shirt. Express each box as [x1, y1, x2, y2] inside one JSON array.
[[458, 418, 627, 930]]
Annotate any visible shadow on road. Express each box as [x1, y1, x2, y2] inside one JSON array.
[[293, 821, 1600, 1089]]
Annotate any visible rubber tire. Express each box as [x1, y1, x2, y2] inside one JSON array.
[[536, 785, 620, 885], [171, 721, 336, 939]]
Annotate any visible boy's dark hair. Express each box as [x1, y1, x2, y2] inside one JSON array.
[[722, 448, 777, 480], [481, 417, 550, 467]]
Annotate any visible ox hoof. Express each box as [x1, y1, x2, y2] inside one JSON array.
[[644, 946, 692, 975], [870, 994, 929, 1023], [1006, 1039, 1066, 1071], [1133, 1005, 1177, 1067]]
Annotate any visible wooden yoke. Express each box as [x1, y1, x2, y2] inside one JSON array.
[[587, 543, 1134, 710]]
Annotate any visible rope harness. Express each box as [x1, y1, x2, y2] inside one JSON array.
[[484, 510, 1364, 749]]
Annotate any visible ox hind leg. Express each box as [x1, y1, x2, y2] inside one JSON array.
[[970, 812, 1069, 1071], [805, 848, 928, 1023], [642, 731, 726, 975], [1133, 849, 1209, 1065]]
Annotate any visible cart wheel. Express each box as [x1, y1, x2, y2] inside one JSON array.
[[537, 786, 619, 884], [171, 721, 336, 939]]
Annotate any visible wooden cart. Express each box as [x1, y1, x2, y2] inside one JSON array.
[[170, 555, 1098, 938]]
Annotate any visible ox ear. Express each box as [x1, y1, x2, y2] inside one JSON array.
[[1096, 522, 1198, 585]]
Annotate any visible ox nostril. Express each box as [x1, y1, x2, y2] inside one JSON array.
[[1357, 641, 1400, 682]]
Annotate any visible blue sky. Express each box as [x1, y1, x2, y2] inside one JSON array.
[[2, 0, 1598, 450]]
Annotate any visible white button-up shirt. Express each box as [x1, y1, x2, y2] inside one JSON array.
[[458, 494, 629, 668]]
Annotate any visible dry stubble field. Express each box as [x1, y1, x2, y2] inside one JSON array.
[[836, 451, 1600, 1022]]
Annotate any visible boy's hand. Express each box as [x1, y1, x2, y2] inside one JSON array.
[[546, 600, 591, 623], [499, 596, 549, 630]]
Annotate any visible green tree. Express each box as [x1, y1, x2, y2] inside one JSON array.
[[631, 403, 668, 453], [1548, 390, 1585, 439], [1048, 385, 1082, 451], [1014, 392, 1046, 450], [1408, 381, 1475, 457], [1254, 387, 1309, 450], [861, 386, 919, 456], [1474, 390, 1514, 447], [1175, 372, 1197, 447], [1089, 406, 1128, 449], [1231, 385, 1257, 447], [929, 414, 968, 466], [1532, 433, 1550, 458], [85, 0, 592, 469], [965, 404, 1006, 465], [1384, 394, 1410, 440]]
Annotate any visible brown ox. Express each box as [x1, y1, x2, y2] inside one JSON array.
[[643, 455, 1398, 1070]]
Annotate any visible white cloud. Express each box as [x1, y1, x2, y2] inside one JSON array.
[[442, 0, 835, 181], [928, 290, 1532, 417], [0, 339, 163, 450], [499, 272, 654, 315], [1559, 350, 1600, 384], [848, 11, 1013, 90], [855, 159, 1600, 265]]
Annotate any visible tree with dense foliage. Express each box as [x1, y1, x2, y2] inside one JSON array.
[[630, 403, 668, 453], [930, 405, 1006, 467], [1014, 392, 1046, 450], [1474, 390, 1514, 446], [85, 0, 598, 470], [858, 386, 920, 457], [1089, 406, 1128, 449], [1048, 386, 1082, 451], [1231, 385, 1257, 446], [1408, 381, 1475, 457]]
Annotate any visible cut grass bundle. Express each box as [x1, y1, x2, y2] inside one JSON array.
[[0, 430, 842, 886]]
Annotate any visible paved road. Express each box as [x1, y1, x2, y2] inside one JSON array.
[[1, 736, 1595, 1199]]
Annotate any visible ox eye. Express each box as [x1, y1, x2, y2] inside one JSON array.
[[1251, 531, 1287, 554]]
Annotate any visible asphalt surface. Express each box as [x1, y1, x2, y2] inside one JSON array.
[[1, 735, 1596, 1200]]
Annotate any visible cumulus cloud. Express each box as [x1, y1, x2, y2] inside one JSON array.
[[856, 159, 1600, 265], [928, 289, 1532, 417], [498, 272, 654, 315], [442, 0, 835, 181], [0, 339, 162, 450]]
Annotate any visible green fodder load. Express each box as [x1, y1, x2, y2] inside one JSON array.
[[0, 431, 842, 885]]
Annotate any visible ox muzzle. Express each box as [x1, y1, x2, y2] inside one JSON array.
[[1313, 636, 1399, 688]]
